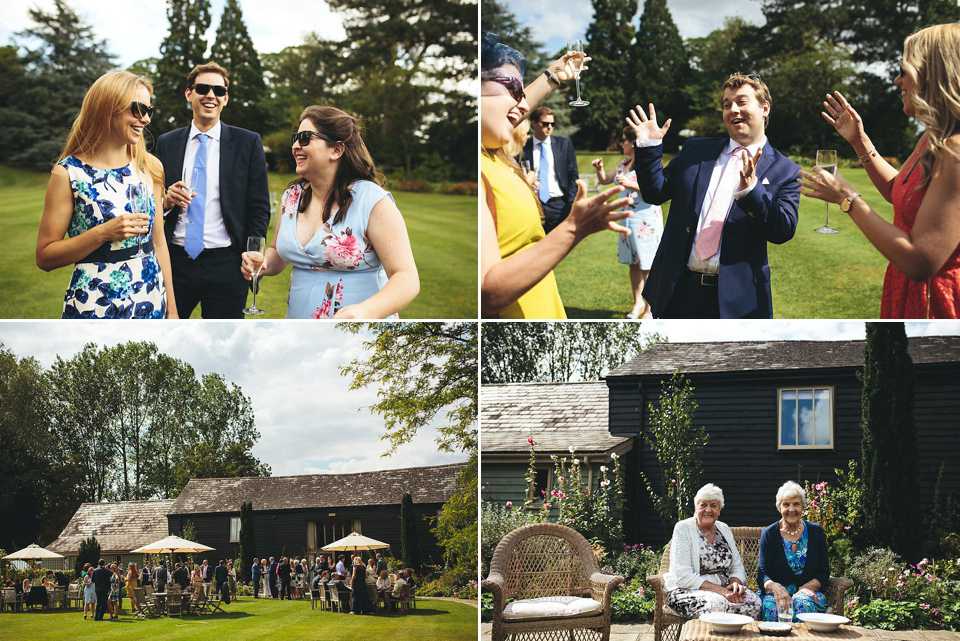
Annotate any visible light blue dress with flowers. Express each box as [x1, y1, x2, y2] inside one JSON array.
[[276, 180, 396, 319], [58, 156, 166, 318], [615, 166, 663, 269], [760, 527, 829, 621]]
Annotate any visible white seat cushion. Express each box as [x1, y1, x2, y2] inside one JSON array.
[[503, 595, 604, 620]]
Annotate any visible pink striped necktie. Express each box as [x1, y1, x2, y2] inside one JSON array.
[[695, 146, 746, 261]]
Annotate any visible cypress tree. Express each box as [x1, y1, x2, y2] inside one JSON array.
[[210, 0, 266, 134], [238, 501, 256, 583], [572, 0, 638, 150], [857, 322, 920, 560], [155, 0, 212, 135], [400, 492, 420, 571], [632, 0, 690, 151], [75, 536, 100, 577]]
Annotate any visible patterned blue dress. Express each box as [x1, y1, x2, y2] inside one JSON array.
[[276, 180, 397, 319], [614, 163, 663, 269], [760, 527, 829, 621], [59, 156, 166, 318]]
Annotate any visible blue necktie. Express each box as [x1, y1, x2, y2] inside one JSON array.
[[538, 142, 550, 203], [185, 133, 208, 259]]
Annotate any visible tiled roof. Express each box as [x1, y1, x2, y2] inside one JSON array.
[[608, 335, 960, 377], [47, 500, 176, 555], [168, 463, 466, 515], [480, 381, 631, 454]]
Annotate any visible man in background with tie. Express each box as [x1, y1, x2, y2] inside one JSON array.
[[154, 62, 270, 318], [627, 73, 800, 318], [522, 107, 579, 234]]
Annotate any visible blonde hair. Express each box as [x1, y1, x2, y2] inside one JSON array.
[[722, 73, 772, 126], [58, 71, 164, 188], [503, 118, 530, 158], [901, 23, 960, 188]]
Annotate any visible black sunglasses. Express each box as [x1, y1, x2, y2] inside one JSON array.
[[291, 130, 340, 147], [746, 73, 763, 82], [540, 121, 556, 127], [130, 101, 154, 120], [481, 75, 524, 103], [190, 83, 228, 97]]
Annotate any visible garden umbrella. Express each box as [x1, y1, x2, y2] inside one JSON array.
[[130, 535, 214, 555], [321, 532, 390, 552], [2, 544, 64, 560]]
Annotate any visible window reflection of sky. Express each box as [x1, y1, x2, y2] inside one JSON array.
[[781, 389, 831, 446]]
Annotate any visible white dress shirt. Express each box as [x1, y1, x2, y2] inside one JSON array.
[[532, 136, 564, 199], [172, 121, 232, 249]]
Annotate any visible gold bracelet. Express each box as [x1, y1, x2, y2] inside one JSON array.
[[858, 148, 877, 163]]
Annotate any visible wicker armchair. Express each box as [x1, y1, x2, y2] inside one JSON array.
[[647, 526, 854, 641], [483, 523, 624, 641]]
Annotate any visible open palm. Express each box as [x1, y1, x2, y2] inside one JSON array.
[[626, 103, 672, 141]]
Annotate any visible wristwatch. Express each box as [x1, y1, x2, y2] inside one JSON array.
[[840, 192, 861, 213]]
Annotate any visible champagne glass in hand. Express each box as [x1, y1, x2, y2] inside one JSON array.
[[567, 39, 589, 107], [129, 182, 150, 258], [814, 150, 839, 234], [180, 168, 200, 226], [243, 236, 266, 315]]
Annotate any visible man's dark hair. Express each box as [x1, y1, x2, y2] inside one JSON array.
[[530, 106, 555, 124]]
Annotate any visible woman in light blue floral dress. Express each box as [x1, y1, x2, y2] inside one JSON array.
[[37, 71, 176, 318], [241, 106, 418, 318]]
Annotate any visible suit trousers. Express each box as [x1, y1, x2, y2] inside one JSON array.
[[279, 577, 291, 600], [662, 269, 721, 318], [269, 575, 278, 598], [169, 245, 249, 319], [95, 589, 109, 620], [253, 575, 260, 598], [541, 196, 571, 235]]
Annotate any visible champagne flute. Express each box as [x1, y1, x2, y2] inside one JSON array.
[[129, 183, 149, 258], [180, 168, 200, 227], [567, 39, 589, 107], [814, 149, 839, 234], [243, 236, 266, 315]]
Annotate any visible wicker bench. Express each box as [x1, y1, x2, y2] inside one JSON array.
[[483, 523, 624, 641], [647, 526, 853, 641]]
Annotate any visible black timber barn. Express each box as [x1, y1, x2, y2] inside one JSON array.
[[166, 463, 465, 566], [606, 336, 960, 547]]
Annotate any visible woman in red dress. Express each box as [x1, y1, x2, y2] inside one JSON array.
[[799, 23, 960, 318]]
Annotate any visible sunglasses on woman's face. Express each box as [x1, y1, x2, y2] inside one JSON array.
[[130, 101, 154, 120], [190, 83, 228, 97], [291, 130, 340, 147], [481, 75, 524, 103]]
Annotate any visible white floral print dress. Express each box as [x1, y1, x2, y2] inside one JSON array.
[[276, 180, 396, 318]]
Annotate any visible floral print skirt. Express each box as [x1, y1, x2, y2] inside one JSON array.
[[63, 254, 165, 318], [760, 585, 828, 622], [666, 573, 762, 619]]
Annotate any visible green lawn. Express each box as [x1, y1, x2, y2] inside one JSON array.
[[0, 167, 477, 319], [558, 152, 893, 318], [0, 596, 477, 641]]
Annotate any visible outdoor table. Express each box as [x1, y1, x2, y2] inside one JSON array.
[[148, 591, 191, 615], [680, 619, 866, 641]]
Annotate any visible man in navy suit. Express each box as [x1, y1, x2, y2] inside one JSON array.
[[91, 559, 111, 621], [523, 107, 579, 233], [154, 62, 270, 318], [628, 74, 800, 318]]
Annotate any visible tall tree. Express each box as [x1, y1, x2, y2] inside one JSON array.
[[0, 0, 116, 167], [75, 536, 100, 577], [155, 0, 212, 134], [572, 0, 638, 150], [857, 322, 921, 560], [481, 322, 664, 383], [210, 0, 266, 135], [238, 501, 256, 583], [431, 456, 477, 585], [632, 0, 689, 151], [400, 492, 420, 571], [338, 323, 477, 455]]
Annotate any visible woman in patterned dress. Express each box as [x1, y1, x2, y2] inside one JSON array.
[[758, 481, 831, 622], [240, 106, 418, 319], [800, 23, 960, 318], [664, 484, 762, 619], [36, 71, 177, 318]]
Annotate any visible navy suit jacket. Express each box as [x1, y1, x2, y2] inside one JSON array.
[[153, 123, 270, 252], [637, 137, 800, 318], [522, 135, 579, 207], [757, 521, 830, 591]]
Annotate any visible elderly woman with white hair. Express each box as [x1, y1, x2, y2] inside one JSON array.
[[757, 481, 831, 621], [664, 483, 762, 618]]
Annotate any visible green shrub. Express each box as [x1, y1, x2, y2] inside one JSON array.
[[480, 499, 543, 575], [444, 182, 478, 196], [611, 580, 655, 621], [613, 543, 661, 583], [851, 599, 927, 630], [848, 547, 904, 601]]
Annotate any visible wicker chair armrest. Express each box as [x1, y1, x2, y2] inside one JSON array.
[[647, 573, 666, 593], [826, 576, 854, 616], [588, 572, 624, 604]]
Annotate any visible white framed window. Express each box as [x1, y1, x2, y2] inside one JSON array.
[[778, 387, 834, 449], [229, 517, 241, 543]]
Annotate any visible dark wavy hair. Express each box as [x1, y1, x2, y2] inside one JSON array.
[[288, 106, 383, 226]]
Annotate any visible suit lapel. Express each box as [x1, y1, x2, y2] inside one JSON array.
[[170, 127, 190, 187], [754, 140, 775, 182], [693, 139, 728, 224], [219, 124, 234, 214]]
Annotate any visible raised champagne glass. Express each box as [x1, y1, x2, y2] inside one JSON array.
[[567, 39, 589, 107], [814, 149, 839, 234], [243, 236, 266, 315]]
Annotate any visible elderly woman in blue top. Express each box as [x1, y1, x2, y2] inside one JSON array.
[[664, 483, 762, 619], [758, 481, 831, 621]]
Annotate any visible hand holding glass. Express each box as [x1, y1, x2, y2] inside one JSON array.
[[243, 236, 266, 315], [814, 150, 839, 234], [129, 183, 149, 258], [567, 39, 589, 107]]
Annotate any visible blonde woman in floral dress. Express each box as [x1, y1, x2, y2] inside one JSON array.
[[241, 106, 419, 318]]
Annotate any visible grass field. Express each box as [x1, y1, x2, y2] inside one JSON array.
[[0, 166, 477, 319], [0, 597, 477, 641], [556, 152, 893, 318]]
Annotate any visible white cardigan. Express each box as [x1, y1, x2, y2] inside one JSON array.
[[663, 517, 747, 592]]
